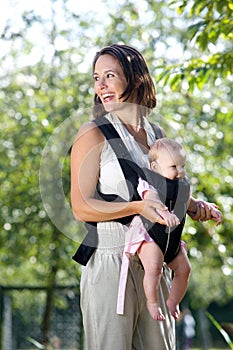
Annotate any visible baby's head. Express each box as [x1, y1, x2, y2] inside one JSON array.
[[148, 138, 186, 180]]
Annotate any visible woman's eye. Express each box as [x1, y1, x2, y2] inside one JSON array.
[[94, 76, 99, 81], [107, 73, 114, 78]]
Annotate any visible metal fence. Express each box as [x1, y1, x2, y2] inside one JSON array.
[[0, 285, 84, 350], [1, 284, 231, 349]]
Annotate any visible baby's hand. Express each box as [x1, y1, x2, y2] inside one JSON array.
[[194, 201, 222, 226], [210, 205, 222, 226], [158, 210, 180, 227]]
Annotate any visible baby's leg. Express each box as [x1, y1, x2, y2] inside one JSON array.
[[167, 246, 191, 320], [138, 241, 165, 321]]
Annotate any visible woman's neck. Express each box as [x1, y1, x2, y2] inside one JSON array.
[[113, 110, 149, 153], [113, 103, 143, 131]]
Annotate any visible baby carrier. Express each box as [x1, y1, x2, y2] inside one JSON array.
[[72, 115, 190, 265]]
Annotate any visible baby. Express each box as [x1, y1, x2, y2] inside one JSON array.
[[118, 138, 222, 321]]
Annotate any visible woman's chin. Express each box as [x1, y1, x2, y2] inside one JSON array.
[[103, 101, 134, 114], [103, 101, 121, 112]]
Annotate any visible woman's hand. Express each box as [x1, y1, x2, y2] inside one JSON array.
[[138, 199, 168, 225], [159, 210, 180, 227]]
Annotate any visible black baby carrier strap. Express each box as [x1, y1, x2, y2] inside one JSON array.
[[72, 115, 164, 265]]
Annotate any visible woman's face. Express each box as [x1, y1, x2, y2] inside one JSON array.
[[93, 54, 130, 111]]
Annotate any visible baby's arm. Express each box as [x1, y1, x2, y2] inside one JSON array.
[[138, 178, 180, 227]]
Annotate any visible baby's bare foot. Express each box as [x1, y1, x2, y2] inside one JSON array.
[[147, 302, 165, 321], [166, 299, 180, 320]]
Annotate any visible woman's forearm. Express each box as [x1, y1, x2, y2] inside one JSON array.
[[187, 196, 198, 214], [72, 198, 142, 222], [72, 196, 167, 224]]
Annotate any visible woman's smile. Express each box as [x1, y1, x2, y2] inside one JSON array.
[[101, 92, 116, 104]]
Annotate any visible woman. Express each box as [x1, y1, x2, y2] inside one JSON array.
[[71, 44, 213, 350]]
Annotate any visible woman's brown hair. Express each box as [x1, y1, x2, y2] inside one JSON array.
[[92, 44, 156, 118]]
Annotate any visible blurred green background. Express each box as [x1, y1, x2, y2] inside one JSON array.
[[0, 0, 232, 348]]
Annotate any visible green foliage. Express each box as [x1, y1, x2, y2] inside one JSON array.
[[26, 337, 45, 349], [159, 0, 233, 88], [150, 0, 233, 308], [0, 0, 232, 327]]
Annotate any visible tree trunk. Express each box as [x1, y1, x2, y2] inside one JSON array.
[[41, 264, 58, 346]]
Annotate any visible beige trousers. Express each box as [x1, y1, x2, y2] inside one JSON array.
[[80, 243, 175, 350]]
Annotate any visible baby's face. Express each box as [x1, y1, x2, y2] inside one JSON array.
[[151, 148, 186, 180]]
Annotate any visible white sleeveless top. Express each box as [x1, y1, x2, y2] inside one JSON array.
[[97, 112, 158, 250]]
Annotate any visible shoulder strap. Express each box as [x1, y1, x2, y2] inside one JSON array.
[[94, 115, 143, 200], [94, 115, 164, 186], [95, 115, 164, 160], [150, 122, 165, 139], [94, 115, 135, 161]]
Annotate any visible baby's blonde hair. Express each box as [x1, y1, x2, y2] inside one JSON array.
[[148, 138, 186, 163]]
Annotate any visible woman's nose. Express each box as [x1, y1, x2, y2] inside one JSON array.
[[97, 77, 107, 89]]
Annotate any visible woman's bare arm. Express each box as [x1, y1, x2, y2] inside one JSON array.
[[70, 122, 167, 224]]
